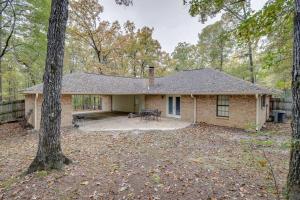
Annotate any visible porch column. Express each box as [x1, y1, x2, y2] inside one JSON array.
[[255, 94, 260, 131], [191, 94, 197, 124], [34, 93, 39, 130]]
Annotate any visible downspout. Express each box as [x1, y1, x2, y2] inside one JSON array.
[[34, 93, 39, 130], [255, 94, 260, 131], [111, 96, 113, 112], [191, 94, 197, 124]]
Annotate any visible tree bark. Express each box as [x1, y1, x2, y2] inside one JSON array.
[[27, 0, 71, 174], [0, 58, 2, 102], [287, 0, 300, 199], [242, 4, 255, 83], [0, 1, 3, 102], [247, 40, 255, 83], [219, 43, 224, 71]]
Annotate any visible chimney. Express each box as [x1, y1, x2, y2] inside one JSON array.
[[148, 67, 155, 87]]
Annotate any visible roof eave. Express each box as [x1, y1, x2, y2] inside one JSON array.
[[22, 91, 273, 95]]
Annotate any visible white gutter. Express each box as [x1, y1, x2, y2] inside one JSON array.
[[34, 93, 39, 130], [255, 94, 260, 131], [191, 94, 197, 124]]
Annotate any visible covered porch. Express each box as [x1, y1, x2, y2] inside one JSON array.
[[71, 94, 189, 131], [72, 112, 190, 132], [72, 94, 145, 114]]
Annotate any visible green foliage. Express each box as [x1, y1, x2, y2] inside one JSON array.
[[237, 0, 293, 40], [184, 0, 293, 89], [1, 0, 51, 101], [197, 20, 232, 70], [280, 140, 292, 150], [0, 176, 18, 190], [151, 173, 161, 184], [171, 42, 201, 71], [36, 170, 48, 178], [185, 0, 248, 23]]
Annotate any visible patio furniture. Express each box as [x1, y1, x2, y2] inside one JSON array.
[[128, 113, 140, 118], [154, 110, 162, 121], [72, 115, 85, 128], [140, 109, 161, 121]]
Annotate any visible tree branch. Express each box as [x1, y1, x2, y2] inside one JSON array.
[[0, 0, 15, 59], [223, 5, 244, 21]]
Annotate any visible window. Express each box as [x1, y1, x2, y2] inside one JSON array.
[[217, 95, 229, 117], [176, 97, 181, 115], [168, 96, 173, 115], [167, 95, 181, 117], [72, 95, 102, 111], [261, 95, 266, 108]]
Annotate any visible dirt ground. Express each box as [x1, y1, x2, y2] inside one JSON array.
[[0, 121, 291, 200]]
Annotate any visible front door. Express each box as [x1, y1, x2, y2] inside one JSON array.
[[167, 96, 181, 118]]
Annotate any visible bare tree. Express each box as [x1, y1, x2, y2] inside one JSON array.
[[0, 0, 16, 102]]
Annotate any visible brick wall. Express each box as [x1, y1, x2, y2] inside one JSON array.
[[101, 95, 112, 112], [145, 95, 166, 117], [60, 95, 73, 128], [144, 94, 259, 129], [145, 95, 195, 122], [196, 95, 257, 129], [181, 95, 194, 122], [25, 95, 35, 126]]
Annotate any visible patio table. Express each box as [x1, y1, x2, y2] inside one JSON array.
[[140, 109, 161, 120]]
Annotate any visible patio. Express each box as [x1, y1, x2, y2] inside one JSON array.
[[73, 112, 191, 132]]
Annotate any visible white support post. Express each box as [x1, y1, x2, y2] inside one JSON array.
[[256, 94, 260, 131], [34, 93, 39, 130], [191, 94, 197, 124]]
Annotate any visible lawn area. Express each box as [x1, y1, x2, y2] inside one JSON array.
[[0, 122, 291, 199]]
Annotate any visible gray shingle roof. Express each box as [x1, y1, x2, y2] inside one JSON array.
[[23, 68, 272, 95]]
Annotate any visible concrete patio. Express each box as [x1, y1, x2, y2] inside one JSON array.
[[75, 112, 191, 132]]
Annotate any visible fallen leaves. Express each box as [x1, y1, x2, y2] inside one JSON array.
[[0, 122, 290, 199]]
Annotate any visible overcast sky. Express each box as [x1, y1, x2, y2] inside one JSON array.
[[101, 0, 268, 53]]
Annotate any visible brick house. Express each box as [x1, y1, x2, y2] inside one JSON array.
[[23, 68, 272, 130]]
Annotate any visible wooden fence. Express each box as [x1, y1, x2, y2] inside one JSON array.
[[0, 100, 25, 124], [270, 98, 292, 117]]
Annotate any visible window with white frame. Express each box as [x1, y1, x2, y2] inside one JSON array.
[[217, 95, 229, 117], [261, 95, 266, 108], [167, 95, 181, 117]]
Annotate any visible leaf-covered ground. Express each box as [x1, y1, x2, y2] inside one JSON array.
[[0, 122, 291, 200]]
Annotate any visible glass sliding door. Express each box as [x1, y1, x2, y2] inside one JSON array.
[[175, 97, 180, 115], [167, 95, 181, 118], [168, 96, 173, 115]]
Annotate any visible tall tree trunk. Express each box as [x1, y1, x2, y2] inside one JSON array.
[[95, 50, 103, 74], [0, 58, 2, 102], [247, 40, 255, 83], [141, 61, 146, 77], [220, 44, 224, 71], [133, 65, 136, 77], [27, 0, 71, 174], [242, 4, 255, 83], [287, 0, 300, 199], [0, 2, 3, 102]]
